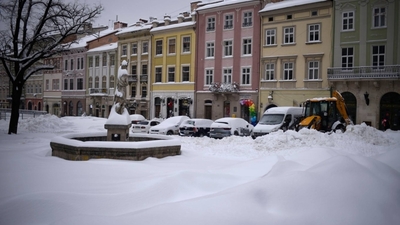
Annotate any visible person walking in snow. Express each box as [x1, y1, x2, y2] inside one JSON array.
[[381, 113, 390, 130]]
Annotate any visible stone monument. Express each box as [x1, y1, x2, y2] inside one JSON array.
[[104, 60, 131, 141]]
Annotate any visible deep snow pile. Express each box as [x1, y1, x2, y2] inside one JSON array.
[[0, 115, 399, 225]]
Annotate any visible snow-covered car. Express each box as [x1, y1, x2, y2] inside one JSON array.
[[149, 116, 190, 135], [179, 118, 214, 137], [209, 117, 254, 139], [129, 114, 146, 125], [131, 119, 162, 134]]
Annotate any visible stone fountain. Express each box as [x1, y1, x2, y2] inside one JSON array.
[[50, 60, 181, 161]]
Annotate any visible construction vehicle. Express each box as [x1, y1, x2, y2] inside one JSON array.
[[297, 91, 354, 133]]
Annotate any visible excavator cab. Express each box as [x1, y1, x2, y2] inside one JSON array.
[[299, 92, 352, 133]]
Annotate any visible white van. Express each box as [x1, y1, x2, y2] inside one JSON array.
[[252, 107, 303, 139]]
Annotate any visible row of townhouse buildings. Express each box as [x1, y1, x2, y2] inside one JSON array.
[[1, 0, 399, 130]]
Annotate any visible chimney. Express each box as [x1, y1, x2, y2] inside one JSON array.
[[190, 1, 202, 12], [164, 15, 171, 25], [178, 13, 184, 23], [152, 18, 158, 27], [114, 21, 127, 30], [183, 12, 190, 17]]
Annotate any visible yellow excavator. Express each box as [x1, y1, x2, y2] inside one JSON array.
[[297, 91, 354, 133]]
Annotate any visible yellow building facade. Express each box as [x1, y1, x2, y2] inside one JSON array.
[[150, 15, 196, 118], [259, 0, 333, 116]]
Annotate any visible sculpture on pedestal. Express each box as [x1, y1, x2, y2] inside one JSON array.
[[114, 60, 129, 114]]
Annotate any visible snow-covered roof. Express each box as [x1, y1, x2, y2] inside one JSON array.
[[87, 43, 117, 53], [260, 0, 328, 13], [196, 0, 256, 12], [150, 21, 196, 33], [69, 29, 119, 49], [116, 23, 153, 36]]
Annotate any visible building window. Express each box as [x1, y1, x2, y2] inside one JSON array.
[[268, 17, 274, 22], [182, 36, 190, 53], [265, 29, 276, 46], [46, 79, 49, 90], [142, 42, 148, 54], [95, 56, 99, 67], [241, 67, 251, 85], [264, 63, 275, 80], [168, 38, 176, 54], [88, 57, 93, 68], [243, 11, 252, 27], [70, 59, 74, 70], [110, 76, 115, 88], [283, 62, 294, 80], [88, 77, 93, 88], [122, 45, 127, 56], [373, 7, 386, 28], [102, 53, 107, 66], [224, 40, 233, 57], [155, 67, 162, 83], [102, 76, 106, 88], [372, 45, 385, 69], [77, 78, 83, 90], [53, 79, 59, 90], [131, 86, 136, 98], [341, 47, 353, 69], [64, 59, 68, 70], [205, 69, 213, 85], [311, 10, 318, 16], [142, 64, 148, 75], [156, 40, 163, 55], [283, 27, 295, 44], [308, 24, 320, 42], [243, 38, 252, 55], [223, 68, 232, 83], [182, 66, 190, 82], [287, 15, 292, 20], [110, 55, 115, 66], [168, 67, 175, 82], [131, 65, 137, 75], [206, 42, 214, 58], [95, 77, 99, 88], [132, 42, 138, 55], [308, 61, 320, 80], [141, 86, 147, 98], [64, 79, 68, 90], [342, 11, 354, 31], [70, 78, 74, 90], [207, 17, 215, 31], [224, 14, 233, 29]]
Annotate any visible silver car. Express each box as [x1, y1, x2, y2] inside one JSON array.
[[209, 117, 254, 139]]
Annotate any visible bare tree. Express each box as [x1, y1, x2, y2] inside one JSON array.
[[0, 0, 102, 134]]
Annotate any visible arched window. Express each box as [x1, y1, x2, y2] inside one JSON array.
[[380, 92, 400, 131], [341, 91, 357, 124], [102, 76, 107, 88], [88, 77, 93, 88], [95, 77, 99, 88], [110, 76, 115, 89], [77, 101, 83, 116], [69, 101, 74, 116]]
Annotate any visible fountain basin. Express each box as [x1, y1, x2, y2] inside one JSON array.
[[50, 132, 181, 161]]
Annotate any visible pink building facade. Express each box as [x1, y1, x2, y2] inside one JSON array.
[[195, 0, 261, 124]]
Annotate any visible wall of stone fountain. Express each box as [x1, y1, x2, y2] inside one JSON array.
[[50, 132, 181, 161]]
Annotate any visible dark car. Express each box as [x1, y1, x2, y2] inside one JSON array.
[[179, 119, 214, 137]]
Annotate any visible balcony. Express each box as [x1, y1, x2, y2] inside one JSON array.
[[209, 82, 240, 93], [89, 88, 108, 96], [242, 22, 252, 27], [128, 74, 137, 83], [140, 74, 148, 83], [224, 25, 233, 29], [327, 65, 400, 81]]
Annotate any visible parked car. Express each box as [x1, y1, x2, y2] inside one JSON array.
[[131, 119, 162, 134], [209, 117, 254, 139], [129, 114, 146, 125], [149, 116, 190, 135], [179, 118, 214, 137]]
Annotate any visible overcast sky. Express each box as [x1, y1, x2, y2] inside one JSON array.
[[89, 0, 201, 27]]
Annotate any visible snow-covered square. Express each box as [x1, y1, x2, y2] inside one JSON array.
[[0, 115, 399, 225]]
